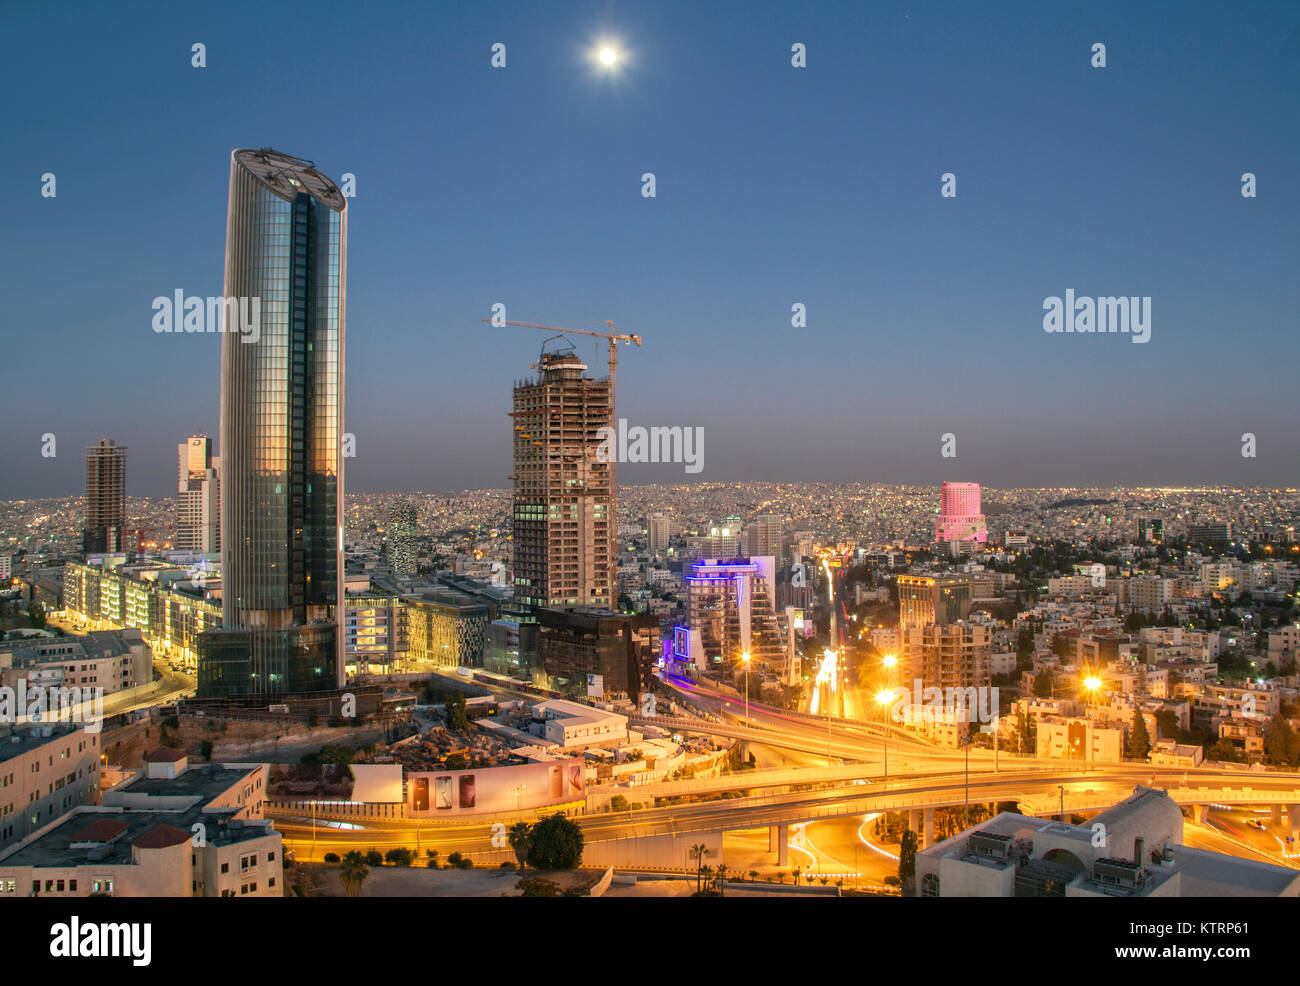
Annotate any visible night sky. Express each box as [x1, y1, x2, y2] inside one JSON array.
[[2, 0, 1297, 498]]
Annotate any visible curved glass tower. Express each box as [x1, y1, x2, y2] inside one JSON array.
[[198, 148, 347, 698]]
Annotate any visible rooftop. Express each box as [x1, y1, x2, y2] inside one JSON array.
[[0, 805, 271, 869], [0, 724, 87, 765], [233, 147, 346, 212], [109, 763, 258, 802]]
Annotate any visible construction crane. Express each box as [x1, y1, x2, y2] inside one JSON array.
[[480, 318, 642, 401]]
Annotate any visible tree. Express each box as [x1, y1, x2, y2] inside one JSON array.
[[1264, 713, 1298, 767], [507, 821, 533, 869], [26, 602, 46, 630], [715, 864, 728, 897], [446, 692, 469, 731], [699, 864, 714, 896], [689, 843, 709, 893], [898, 829, 918, 894], [425, 849, 440, 869], [1015, 707, 1034, 756], [525, 814, 584, 870], [1127, 707, 1151, 761], [364, 849, 383, 867], [339, 851, 370, 896]]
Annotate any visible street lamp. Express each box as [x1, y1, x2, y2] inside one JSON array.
[[875, 689, 893, 780], [1082, 675, 1101, 706], [741, 651, 750, 727]]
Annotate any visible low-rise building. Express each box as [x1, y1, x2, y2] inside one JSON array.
[[915, 787, 1300, 897], [0, 751, 280, 898], [530, 699, 627, 749], [0, 724, 100, 854]]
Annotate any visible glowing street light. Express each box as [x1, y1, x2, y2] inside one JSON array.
[[1082, 674, 1102, 707]]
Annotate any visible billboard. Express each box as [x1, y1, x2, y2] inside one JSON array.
[[405, 759, 586, 818], [586, 673, 604, 699]]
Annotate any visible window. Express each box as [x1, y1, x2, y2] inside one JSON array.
[[921, 873, 941, 897], [221, 862, 229, 874], [68, 880, 76, 892]]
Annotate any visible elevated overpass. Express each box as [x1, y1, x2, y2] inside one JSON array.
[[275, 763, 1300, 870]]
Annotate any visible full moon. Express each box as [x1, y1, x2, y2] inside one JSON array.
[[598, 46, 617, 66]]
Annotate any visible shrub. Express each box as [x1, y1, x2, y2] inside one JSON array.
[[516, 877, 560, 897], [385, 848, 415, 867]]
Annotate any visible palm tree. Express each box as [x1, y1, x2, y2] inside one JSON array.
[[715, 864, 728, 897], [425, 849, 440, 869], [776, 871, 786, 884], [699, 865, 714, 895], [792, 867, 803, 886], [507, 821, 533, 870], [339, 850, 370, 897], [748, 869, 759, 883], [689, 843, 709, 893]]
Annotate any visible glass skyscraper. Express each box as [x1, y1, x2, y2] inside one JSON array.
[[198, 148, 347, 699]]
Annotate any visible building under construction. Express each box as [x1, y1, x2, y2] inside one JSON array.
[[83, 438, 127, 555], [510, 346, 616, 611]]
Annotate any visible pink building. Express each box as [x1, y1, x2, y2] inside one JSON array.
[[935, 481, 988, 543]]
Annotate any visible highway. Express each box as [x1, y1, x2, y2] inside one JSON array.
[[276, 762, 1300, 866]]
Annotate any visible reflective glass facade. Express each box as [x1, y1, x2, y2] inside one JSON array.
[[200, 149, 347, 698]]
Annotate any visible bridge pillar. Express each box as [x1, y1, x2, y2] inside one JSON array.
[[777, 823, 789, 867], [923, 807, 935, 848], [1272, 804, 1282, 825], [908, 809, 920, 838], [768, 825, 777, 852], [1289, 805, 1300, 842], [1192, 804, 1207, 825]]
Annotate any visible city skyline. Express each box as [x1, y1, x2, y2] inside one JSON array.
[[5, 0, 1300, 919], [3, 0, 1299, 499]]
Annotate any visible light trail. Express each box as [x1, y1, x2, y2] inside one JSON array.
[[857, 812, 899, 861]]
